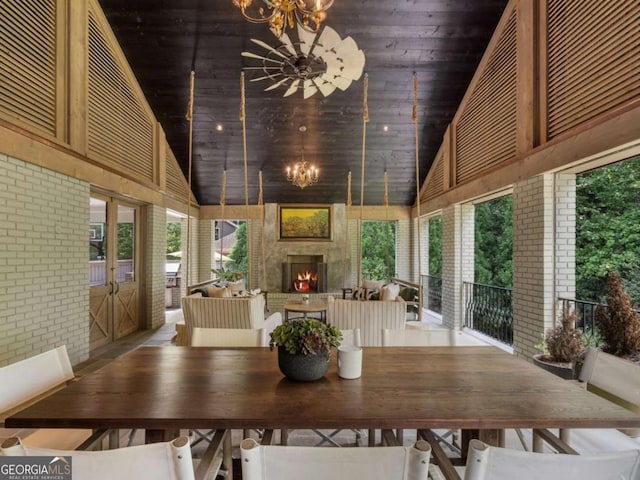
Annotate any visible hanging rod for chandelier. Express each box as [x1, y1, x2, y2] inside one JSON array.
[[232, 0, 334, 38]]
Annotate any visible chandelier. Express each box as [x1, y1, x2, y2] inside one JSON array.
[[232, 0, 334, 37], [286, 126, 319, 189]]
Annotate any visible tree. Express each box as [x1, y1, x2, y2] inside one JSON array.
[[117, 223, 134, 260], [474, 196, 513, 287], [361, 221, 396, 281], [228, 221, 248, 273], [166, 222, 181, 254], [428, 217, 442, 277], [576, 157, 640, 303]]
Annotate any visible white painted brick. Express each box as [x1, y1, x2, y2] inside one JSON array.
[[0, 155, 89, 367]]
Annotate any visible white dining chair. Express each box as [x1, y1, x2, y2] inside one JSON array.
[[240, 437, 432, 480], [462, 439, 640, 480], [1, 435, 223, 480], [190, 327, 263, 347], [382, 328, 489, 347], [340, 328, 361, 347]]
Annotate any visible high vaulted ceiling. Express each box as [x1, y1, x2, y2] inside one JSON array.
[[99, 0, 508, 206]]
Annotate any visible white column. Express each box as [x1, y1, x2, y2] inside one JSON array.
[[441, 204, 474, 329]]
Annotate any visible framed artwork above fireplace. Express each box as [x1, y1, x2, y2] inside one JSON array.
[[279, 205, 332, 241]]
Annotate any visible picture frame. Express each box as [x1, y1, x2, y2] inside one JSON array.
[[279, 205, 332, 241]]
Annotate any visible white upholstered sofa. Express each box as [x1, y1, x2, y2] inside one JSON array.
[[180, 293, 282, 346], [326, 296, 406, 346]]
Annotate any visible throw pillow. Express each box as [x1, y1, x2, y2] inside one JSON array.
[[207, 286, 231, 298], [228, 279, 245, 296], [380, 282, 400, 301]]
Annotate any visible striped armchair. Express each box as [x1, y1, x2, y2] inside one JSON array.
[[181, 294, 282, 346], [326, 296, 406, 346]]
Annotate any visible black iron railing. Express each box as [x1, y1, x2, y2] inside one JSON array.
[[422, 275, 442, 314], [558, 298, 603, 347], [464, 282, 513, 345]]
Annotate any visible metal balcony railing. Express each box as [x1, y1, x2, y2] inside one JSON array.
[[422, 275, 442, 314], [464, 282, 513, 345]]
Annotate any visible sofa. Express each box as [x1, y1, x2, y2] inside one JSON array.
[[326, 296, 406, 346], [179, 293, 282, 346]]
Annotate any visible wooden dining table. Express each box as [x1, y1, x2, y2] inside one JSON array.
[[6, 346, 640, 446]]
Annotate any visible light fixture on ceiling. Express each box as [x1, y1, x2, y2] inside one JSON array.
[[232, 0, 334, 38], [286, 126, 319, 189], [242, 25, 365, 98]]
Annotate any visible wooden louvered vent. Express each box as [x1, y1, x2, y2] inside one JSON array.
[[421, 150, 445, 203], [0, 0, 57, 136], [546, 0, 640, 139], [166, 148, 189, 200], [87, 9, 154, 183], [455, 8, 518, 186]]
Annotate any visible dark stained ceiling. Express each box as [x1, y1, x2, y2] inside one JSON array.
[[99, 0, 508, 206]]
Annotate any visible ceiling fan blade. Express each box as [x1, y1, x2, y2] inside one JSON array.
[[303, 79, 318, 99], [278, 32, 298, 56], [283, 79, 301, 97], [264, 77, 290, 91], [336, 51, 366, 80], [250, 39, 289, 59], [241, 51, 283, 64], [314, 77, 337, 97], [331, 76, 352, 91], [297, 23, 317, 56], [250, 73, 282, 82], [316, 26, 341, 53], [334, 36, 359, 59]]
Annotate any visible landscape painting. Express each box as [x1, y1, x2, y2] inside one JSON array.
[[279, 206, 332, 241]]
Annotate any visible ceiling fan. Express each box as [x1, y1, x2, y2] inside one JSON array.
[[241, 24, 365, 99]]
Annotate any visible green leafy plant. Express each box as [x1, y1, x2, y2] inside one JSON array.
[[211, 267, 243, 282], [595, 270, 640, 357], [269, 318, 342, 359], [543, 306, 585, 363]]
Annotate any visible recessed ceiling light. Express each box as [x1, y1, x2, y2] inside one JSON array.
[[383, 125, 389, 132], [216, 124, 223, 132]]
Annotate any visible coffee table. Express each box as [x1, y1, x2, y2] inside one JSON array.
[[283, 299, 327, 322]]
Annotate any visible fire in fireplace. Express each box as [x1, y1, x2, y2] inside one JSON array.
[[293, 271, 318, 292], [282, 255, 327, 293]]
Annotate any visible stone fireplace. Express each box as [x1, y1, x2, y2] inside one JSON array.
[[282, 255, 328, 293]]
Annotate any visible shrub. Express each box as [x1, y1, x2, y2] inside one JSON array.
[[595, 270, 640, 357], [544, 306, 585, 363]]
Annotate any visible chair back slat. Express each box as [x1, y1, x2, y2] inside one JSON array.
[[0, 346, 74, 413]]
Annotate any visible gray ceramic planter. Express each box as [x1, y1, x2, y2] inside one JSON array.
[[278, 348, 330, 382]]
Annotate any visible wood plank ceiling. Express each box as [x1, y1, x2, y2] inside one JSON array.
[[99, 0, 508, 206]]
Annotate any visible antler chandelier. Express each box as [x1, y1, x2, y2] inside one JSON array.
[[232, 0, 334, 37], [286, 126, 319, 189]]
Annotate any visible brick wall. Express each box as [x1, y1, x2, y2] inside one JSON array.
[[180, 217, 199, 293], [198, 219, 214, 284], [555, 174, 576, 301], [441, 205, 474, 329], [512, 174, 555, 359], [144, 204, 167, 329], [0, 154, 89, 366]]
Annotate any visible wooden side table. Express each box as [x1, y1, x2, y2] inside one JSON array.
[[284, 299, 327, 322]]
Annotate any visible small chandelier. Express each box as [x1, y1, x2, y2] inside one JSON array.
[[286, 126, 319, 189], [232, 0, 334, 37]]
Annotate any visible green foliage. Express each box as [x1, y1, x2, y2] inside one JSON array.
[[474, 196, 513, 287], [166, 222, 181, 254], [269, 319, 342, 358], [595, 270, 640, 357], [428, 217, 442, 276], [116, 223, 134, 260], [361, 221, 396, 281], [576, 157, 640, 303], [227, 221, 248, 273]]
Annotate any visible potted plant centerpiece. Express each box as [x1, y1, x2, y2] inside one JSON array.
[[533, 306, 585, 379], [270, 318, 342, 382]]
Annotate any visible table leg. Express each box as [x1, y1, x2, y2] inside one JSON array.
[[223, 430, 233, 480], [479, 429, 504, 447]]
